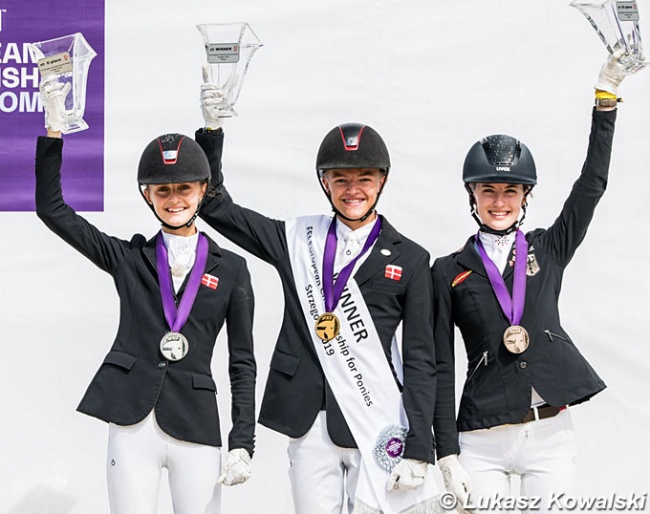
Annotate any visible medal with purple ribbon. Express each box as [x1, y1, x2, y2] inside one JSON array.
[[156, 232, 208, 361], [476, 229, 530, 354], [316, 218, 382, 342]]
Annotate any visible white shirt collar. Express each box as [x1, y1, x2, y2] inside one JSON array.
[[335, 216, 376, 243], [161, 230, 200, 291], [478, 230, 516, 274], [334, 217, 379, 271]]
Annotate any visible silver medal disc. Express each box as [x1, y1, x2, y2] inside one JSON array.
[[160, 332, 189, 361], [503, 325, 529, 354]]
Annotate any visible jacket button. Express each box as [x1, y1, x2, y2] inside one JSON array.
[[519, 361, 528, 369], [158, 361, 167, 369]]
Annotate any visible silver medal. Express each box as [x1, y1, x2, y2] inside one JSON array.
[[503, 325, 529, 354], [160, 332, 189, 361]]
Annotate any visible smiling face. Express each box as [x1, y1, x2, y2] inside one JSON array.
[[143, 181, 207, 235], [321, 168, 386, 229], [471, 182, 527, 231]]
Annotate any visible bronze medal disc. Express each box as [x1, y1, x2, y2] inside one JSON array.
[[160, 332, 189, 361], [503, 325, 529, 354], [315, 313, 340, 342]]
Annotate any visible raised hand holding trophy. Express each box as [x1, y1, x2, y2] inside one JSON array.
[[197, 22, 263, 120], [29, 32, 97, 134], [571, 0, 647, 74]]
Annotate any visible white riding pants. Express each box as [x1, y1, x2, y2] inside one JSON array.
[[459, 408, 577, 513], [288, 411, 362, 514], [107, 411, 222, 514]]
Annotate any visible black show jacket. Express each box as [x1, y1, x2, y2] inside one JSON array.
[[432, 109, 615, 459], [35, 136, 256, 453], [196, 129, 437, 464]]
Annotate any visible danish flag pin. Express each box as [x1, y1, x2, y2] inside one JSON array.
[[385, 265, 402, 281], [201, 274, 219, 290]]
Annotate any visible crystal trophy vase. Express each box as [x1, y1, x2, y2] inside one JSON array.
[[571, 0, 647, 73], [29, 32, 97, 133], [197, 22, 263, 117]]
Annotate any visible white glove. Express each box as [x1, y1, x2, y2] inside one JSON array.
[[39, 76, 70, 133], [200, 65, 229, 129], [594, 47, 629, 95], [217, 448, 252, 486], [387, 458, 428, 491], [438, 454, 474, 514]]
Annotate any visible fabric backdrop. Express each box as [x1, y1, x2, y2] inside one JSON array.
[[1, 1, 649, 512]]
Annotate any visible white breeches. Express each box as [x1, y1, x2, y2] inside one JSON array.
[[459, 408, 577, 513], [288, 411, 362, 514], [107, 411, 222, 514]]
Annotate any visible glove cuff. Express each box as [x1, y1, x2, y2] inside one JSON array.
[[437, 454, 459, 468], [594, 83, 618, 95], [230, 447, 252, 463]]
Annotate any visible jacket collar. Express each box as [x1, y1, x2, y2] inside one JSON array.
[[143, 230, 223, 288], [354, 215, 403, 287], [456, 234, 516, 280]]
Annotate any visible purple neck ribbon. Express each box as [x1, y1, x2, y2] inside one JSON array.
[[322, 217, 382, 313], [475, 229, 528, 326], [156, 231, 208, 332]]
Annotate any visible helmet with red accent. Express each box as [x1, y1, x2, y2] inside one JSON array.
[[315, 123, 390, 223]]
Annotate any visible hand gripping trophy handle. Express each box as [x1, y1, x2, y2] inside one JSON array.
[[29, 32, 97, 134]]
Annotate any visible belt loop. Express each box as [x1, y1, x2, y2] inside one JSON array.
[[533, 405, 540, 421]]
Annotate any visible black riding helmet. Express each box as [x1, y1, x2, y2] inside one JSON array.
[[316, 123, 390, 223], [138, 133, 210, 230], [463, 134, 536, 235]]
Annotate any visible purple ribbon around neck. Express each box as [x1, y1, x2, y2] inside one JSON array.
[[322, 217, 382, 313], [475, 229, 528, 326], [156, 232, 208, 332]]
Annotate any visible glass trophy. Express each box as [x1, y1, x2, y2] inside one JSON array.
[[570, 0, 647, 73], [29, 32, 97, 134], [197, 22, 263, 117]]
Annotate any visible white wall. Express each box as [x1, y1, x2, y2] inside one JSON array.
[[2, 0, 649, 512]]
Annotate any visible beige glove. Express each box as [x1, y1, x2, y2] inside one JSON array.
[[39, 76, 70, 133], [594, 47, 629, 95], [217, 448, 252, 486], [387, 458, 428, 491], [438, 455, 474, 514]]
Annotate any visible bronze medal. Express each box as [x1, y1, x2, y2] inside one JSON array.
[[315, 313, 340, 342], [160, 331, 189, 361], [503, 325, 529, 354]]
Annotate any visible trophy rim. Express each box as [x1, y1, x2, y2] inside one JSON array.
[[196, 22, 263, 47], [29, 32, 98, 61]]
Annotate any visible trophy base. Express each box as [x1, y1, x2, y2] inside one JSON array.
[[62, 119, 90, 135], [217, 110, 238, 119], [619, 56, 648, 75]]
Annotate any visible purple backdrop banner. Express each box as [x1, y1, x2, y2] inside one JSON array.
[[0, 0, 104, 211]]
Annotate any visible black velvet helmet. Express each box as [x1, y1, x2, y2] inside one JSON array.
[[463, 134, 536, 186], [315, 122, 390, 223], [138, 133, 210, 185], [316, 123, 390, 174]]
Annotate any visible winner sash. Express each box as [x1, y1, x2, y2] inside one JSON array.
[[286, 216, 439, 514]]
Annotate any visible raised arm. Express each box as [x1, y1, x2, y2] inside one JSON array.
[[195, 128, 290, 266]]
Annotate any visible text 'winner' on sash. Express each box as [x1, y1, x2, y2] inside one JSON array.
[[286, 215, 440, 514]]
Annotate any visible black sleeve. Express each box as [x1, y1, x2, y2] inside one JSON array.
[[194, 128, 290, 266], [35, 136, 135, 274], [225, 256, 257, 456], [542, 108, 617, 267], [431, 258, 461, 459], [401, 250, 437, 464]]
